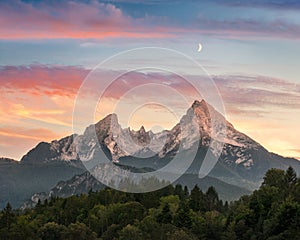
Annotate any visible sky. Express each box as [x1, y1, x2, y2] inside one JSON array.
[[0, 0, 299, 160]]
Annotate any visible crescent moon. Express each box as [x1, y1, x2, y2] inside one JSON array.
[[198, 43, 202, 52]]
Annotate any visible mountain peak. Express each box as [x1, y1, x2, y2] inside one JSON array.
[[139, 125, 146, 134], [188, 99, 210, 121], [94, 113, 118, 129], [192, 99, 207, 109], [99, 113, 118, 123]]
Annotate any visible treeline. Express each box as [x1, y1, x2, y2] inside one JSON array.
[[0, 167, 300, 239]]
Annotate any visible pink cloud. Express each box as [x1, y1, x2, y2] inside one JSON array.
[[1, 1, 299, 40], [0, 65, 89, 141], [1, 65, 299, 160], [0, 65, 88, 97], [212, 75, 300, 116], [0, 0, 172, 40], [100, 71, 201, 100], [2, 65, 299, 118]]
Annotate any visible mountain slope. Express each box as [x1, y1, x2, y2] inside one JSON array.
[[24, 167, 250, 208], [0, 159, 85, 208], [0, 140, 86, 208]]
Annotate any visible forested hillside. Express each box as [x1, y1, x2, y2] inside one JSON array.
[[1, 167, 300, 240]]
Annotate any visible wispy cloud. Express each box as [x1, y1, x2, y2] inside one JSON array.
[[0, 65, 88, 97], [0, 65, 89, 134], [0, 64, 299, 159], [1, 1, 300, 40], [0, 126, 63, 160], [211, 0, 300, 10], [212, 75, 300, 116], [2, 65, 299, 118], [289, 149, 300, 154], [104, 0, 300, 9], [191, 17, 300, 40], [0, 0, 172, 40], [0, 126, 61, 141]]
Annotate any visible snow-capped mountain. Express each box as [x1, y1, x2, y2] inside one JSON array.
[[19, 100, 262, 171], [74, 100, 300, 189], [2, 99, 300, 208], [19, 100, 300, 188], [67, 100, 266, 175]]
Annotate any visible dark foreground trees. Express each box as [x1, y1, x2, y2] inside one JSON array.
[[1, 167, 300, 239]]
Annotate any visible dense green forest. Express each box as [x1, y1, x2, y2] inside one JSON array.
[[1, 167, 300, 240]]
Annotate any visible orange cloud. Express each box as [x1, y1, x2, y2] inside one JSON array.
[[0, 126, 63, 160], [0, 126, 61, 141], [0, 65, 90, 132]]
